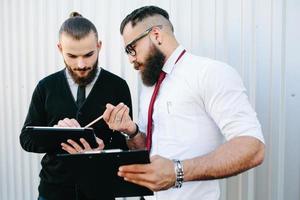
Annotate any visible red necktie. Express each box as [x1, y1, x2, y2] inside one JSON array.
[[146, 49, 186, 151]]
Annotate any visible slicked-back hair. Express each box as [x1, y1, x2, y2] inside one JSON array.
[[120, 6, 173, 34], [59, 11, 98, 40]]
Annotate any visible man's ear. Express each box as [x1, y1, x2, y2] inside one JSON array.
[[97, 40, 102, 51], [57, 43, 62, 53], [151, 27, 162, 46]]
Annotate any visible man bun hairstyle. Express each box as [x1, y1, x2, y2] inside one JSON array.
[[120, 5, 174, 34], [59, 11, 98, 40], [69, 11, 82, 18]]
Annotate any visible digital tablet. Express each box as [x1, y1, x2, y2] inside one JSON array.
[[25, 126, 98, 153], [57, 149, 153, 198]]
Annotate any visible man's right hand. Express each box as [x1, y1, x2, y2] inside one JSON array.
[[61, 137, 104, 154], [102, 103, 137, 136], [55, 118, 105, 153], [55, 118, 81, 128]]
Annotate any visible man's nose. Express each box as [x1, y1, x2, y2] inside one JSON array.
[[77, 59, 86, 69], [128, 54, 136, 64]]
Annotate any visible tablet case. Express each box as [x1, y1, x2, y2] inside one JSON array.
[[25, 126, 98, 153], [57, 149, 153, 198]]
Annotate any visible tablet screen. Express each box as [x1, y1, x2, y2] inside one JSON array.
[[26, 126, 98, 153]]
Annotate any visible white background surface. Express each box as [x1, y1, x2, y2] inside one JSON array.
[[0, 0, 299, 199]]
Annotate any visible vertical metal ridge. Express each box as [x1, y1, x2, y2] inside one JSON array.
[[0, 1, 298, 200], [277, 0, 286, 199]]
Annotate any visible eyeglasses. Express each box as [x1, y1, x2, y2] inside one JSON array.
[[125, 25, 162, 56]]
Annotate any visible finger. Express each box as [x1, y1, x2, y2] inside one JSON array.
[[61, 143, 77, 154], [58, 118, 75, 127], [67, 139, 83, 152], [119, 164, 149, 173], [95, 137, 105, 150], [123, 107, 135, 130], [110, 102, 125, 123], [57, 119, 69, 127], [118, 171, 146, 179], [123, 106, 130, 122], [79, 138, 91, 150], [118, 172, 155, 190], [63, 118, 75, 127], [70, 119, 81, 127], [102, 103, 115, 122], [116, 106, 127, 124], [119, 169, 164, 192]]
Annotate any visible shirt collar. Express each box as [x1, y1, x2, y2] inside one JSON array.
[[162, 45, 185, 74]]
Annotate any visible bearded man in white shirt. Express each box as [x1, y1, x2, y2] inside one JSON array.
[[103, 5, 265, 200]]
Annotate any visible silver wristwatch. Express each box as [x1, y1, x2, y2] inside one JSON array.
[[172, 159, 184, 188], [122, 123, 139, 140]]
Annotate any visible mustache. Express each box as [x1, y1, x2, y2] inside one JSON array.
[[74, 67, 92, 71], [133, 62, 142, 70]]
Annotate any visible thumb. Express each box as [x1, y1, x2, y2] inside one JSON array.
[[95, 137, 105, 150]]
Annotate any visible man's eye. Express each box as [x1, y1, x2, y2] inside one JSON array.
[[84, 53, 94, 58], [68, 55, 76, 58], [128, 45, 135, 51]]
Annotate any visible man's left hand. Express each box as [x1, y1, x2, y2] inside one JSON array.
[[118, 155, 176, 191]]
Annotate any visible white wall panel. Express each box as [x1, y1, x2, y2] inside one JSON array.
[[284, 0, 300, 199], [0, 0, 299, 200]]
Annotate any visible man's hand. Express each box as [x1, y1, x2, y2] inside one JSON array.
[[118, 155, 176, 191], [102, 103, 136, 135], [55, 117, 81, 127], [55, 118, 105, 154], [61, 137, 104, 154]]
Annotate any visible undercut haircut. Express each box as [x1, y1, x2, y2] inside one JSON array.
[[120, 6, 174, 34]]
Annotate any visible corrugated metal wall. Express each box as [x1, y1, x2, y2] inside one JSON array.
[[0, 0, 299, 200]]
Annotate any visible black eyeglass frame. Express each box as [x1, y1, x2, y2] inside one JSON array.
[[125, 25, 163, 56]]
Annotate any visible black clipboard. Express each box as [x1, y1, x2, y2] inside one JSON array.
[[56, 149, 153, 198], [25, 126, 98, 153]]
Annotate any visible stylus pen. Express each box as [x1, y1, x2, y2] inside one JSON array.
[[84, 115, 103, 128]]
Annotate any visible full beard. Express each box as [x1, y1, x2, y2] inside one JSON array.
[[140, 44, 165, 86], [65, 59, 98, 86]]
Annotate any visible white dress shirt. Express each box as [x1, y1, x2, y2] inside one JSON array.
[[139, 46, 264, 200], [65, 67, 101, 101]]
